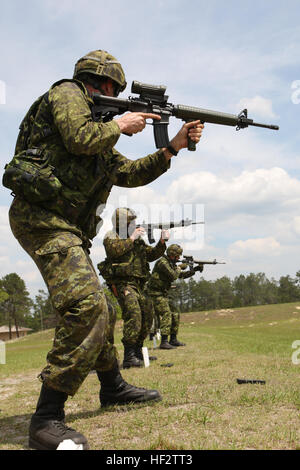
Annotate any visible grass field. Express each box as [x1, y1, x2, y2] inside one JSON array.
[[1, 302, 300, 450]]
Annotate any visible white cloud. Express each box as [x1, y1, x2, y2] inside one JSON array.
[[165, 167, 300, 218], [236, 96, 278, 119], [292, 216, 300, 235], [0, 0, 300, 289], [229, 237, 281, 259]]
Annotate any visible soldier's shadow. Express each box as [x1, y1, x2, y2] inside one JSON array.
[[0, 402, 151, 449], [0, 408, 103, 450]]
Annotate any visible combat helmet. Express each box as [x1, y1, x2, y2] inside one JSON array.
[[112, 207, 137, 229], [167, 244, 183, 258], [73, 50, 127, 94]]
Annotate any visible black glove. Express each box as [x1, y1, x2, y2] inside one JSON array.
[[194, 265, 204, 272]]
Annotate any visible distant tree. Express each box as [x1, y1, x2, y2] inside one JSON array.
[[192, 277, 218, 311], [214, 276, 234, 309], [0, 273, 32, 338], [232, 274, 247, 307], [0, 289, 9, 306], [172, 278, 191, 312], [278, 275, 300, 303], [30, 289, 57, 331], [260, 276, 279, 305]]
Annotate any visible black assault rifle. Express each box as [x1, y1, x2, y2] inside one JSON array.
[[91, 81, 279, 151], [181, 255, 226, 268], [137, 219, 204, 244]]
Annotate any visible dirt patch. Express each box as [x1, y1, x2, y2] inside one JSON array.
[[0, 372, 38, 400]]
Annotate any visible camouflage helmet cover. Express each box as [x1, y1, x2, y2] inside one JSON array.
[[73, 49, 127, 92], [167, 244, 183, 257], [112, 207, 137, 228]]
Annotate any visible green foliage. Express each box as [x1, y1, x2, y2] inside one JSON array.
[[0, 289, 9, 304], [0, 273, 33, 338], [0, 269, 299, 335], [172, 271, 300, 312], [28, 289, 57, 332]]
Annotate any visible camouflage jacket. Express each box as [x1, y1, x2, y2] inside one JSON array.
[[99, 230, 166, 286], [146, 255, 195, 295], [7, 79, 170, 240]]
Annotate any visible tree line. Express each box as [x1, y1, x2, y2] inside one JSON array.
[[172, 271, 300, 312], [0, 271, 299, 337]]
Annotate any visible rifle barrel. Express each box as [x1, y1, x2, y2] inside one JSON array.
[[251, 121, 279, 130]]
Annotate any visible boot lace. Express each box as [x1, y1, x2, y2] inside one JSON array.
[[52, 420, 76, 435]]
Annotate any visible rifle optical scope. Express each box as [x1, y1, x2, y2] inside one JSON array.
[[131, 81, 168, 102]]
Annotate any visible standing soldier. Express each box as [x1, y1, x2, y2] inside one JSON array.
[[3, 49, 204, 450], [147, 244, 202, 349], [98, 207, 169, 368]]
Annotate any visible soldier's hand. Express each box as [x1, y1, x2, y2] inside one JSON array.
[[130, 227, 145, 241], [178, 263, 188, 270], [160, 229, 170, 243], [168, 120, 204, 153], [115, 112, 161, 135], [194, 265, 204, 272]]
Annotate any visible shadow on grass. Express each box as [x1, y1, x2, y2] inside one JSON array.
[[0, 400, 160, 449], [0, 409, 102, 450]]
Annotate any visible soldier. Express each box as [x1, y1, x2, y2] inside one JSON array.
[[3, 49, 204, 450], [98, 207, 169, 368], [147, 244, 202, 349]]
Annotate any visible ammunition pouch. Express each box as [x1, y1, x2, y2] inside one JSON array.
[[2, 148, 93, 227], [111, 261, 136, 278], [97, 259, 115, 282], [2, 148, 62, 204], [98, 255, 149, 285]]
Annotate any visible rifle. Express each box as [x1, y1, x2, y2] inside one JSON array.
[[137, 218, 204, 244], [91, 81, 279, 151], [181, 255, 226, 269]]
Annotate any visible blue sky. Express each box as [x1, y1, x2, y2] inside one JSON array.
[[0, 0, 299, 297]]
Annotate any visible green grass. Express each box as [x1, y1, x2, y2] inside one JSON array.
[[1, 302, 300, 450]]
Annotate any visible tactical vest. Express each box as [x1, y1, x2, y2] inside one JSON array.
[[99, 237, 151, 285], [2, 79, 118, 239]]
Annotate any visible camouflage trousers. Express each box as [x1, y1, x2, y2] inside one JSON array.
[[168, 298, 180, 336], [114, 283, 154, 346], [9, 198, 118, 396], [151, 295, 180, 336]]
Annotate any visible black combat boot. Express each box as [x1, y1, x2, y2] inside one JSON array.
[[135, 343, 157, 362], [122, 344, 143, 368], [159, 335, 177, 349], [97, 362, 162, 407], [169, 334, 186, 347], [29, 384, 89, 450]]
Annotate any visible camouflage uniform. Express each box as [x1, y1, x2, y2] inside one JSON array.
[[147, 255, 194, 337], [102, 230, 166, 347], [168, 286, 181, 337], [6, 79, 170, 396]]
